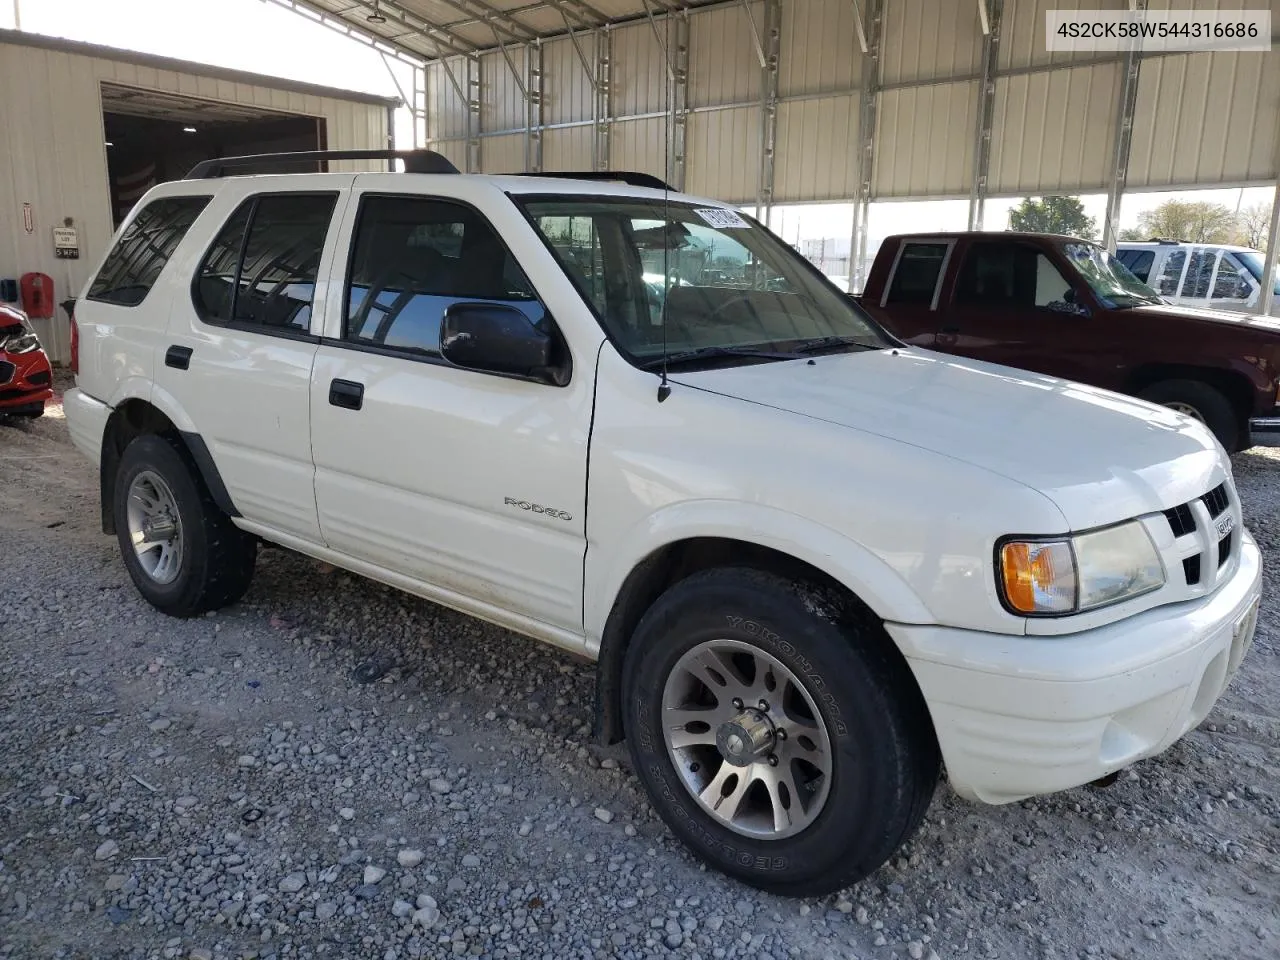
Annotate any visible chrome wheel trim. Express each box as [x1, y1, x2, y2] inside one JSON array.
[[1164, 400, 1205, 422], [660, 638, 834, 840], [125, 470, 184, 585]]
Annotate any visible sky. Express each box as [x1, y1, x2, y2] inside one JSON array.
[[5, 0, 1272, 256]]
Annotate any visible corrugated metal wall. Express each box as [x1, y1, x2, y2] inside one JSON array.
[[412, 0, 1280, 207], [0, 38, 389, 362]]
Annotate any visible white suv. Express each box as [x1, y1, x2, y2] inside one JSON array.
[[63, 150, 1262, 896]]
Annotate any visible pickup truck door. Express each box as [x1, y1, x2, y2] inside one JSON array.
[[867, 238, 954, 347], [932, 238, 1104, 387], [307, 178, 593, 634]]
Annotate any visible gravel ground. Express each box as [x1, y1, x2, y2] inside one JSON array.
[[1, 376, 1277, 960]]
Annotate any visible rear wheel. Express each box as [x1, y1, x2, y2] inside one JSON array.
[[622, 568, 939, 897], [113, 434, 256, 617], [1138, 379, 1239, 451]]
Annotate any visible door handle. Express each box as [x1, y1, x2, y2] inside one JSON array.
[[328, 378, 364, 411], [165, 345, 193, 370]]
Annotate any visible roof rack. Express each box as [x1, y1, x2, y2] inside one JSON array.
[[184, 149, 460, 179], [512, 170, 675, 191]]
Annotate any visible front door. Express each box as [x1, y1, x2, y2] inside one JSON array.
[[308, 186, 593, 633], [936, 239, 1112, 390]]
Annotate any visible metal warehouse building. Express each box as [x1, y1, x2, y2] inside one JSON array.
[[0, 28, 398, 361]]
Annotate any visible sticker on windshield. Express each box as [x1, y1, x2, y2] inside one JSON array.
[[693, 208, 750, 229]]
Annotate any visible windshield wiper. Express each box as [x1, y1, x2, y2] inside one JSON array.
[[791, 335, 880, 355], [637, 345, 797, 370]]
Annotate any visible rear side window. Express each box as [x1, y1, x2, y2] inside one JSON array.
[[343, 195, 538, 358], [87, 196, 211, 306], [1118, 249, 1153, 282], [885, 242, 948, 305], [193, 193, 337, 333]]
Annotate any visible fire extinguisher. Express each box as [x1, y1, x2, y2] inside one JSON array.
[[19, 272, 55, 319]]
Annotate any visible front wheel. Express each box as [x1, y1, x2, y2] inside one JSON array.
[[622, 568, 939, 897], [1138, 379, 1239, 451]]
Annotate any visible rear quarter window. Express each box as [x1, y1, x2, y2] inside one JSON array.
[[87, 196, 212, 307]]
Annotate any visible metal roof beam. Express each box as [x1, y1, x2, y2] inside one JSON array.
[[429, 0, 540, 42], [265, 0, 426, 65], [329, 0, 481, 57]]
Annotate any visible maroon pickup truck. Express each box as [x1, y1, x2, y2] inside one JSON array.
[[855, 231, 1280, 451]]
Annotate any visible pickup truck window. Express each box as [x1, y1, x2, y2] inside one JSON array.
[[343, 196, 541, 359], [1063, 242, 1163, 307], [519, 197, 891, 367], [193, 193, 337, 333], [885, 242, 948, 305], [953, 242, 1076, 311]]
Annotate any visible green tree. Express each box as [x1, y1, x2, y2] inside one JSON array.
[[1132, 199, 1237, 244], [1008, 196, 1097, 239], [1118, 226, 1147, 241], [1233, 202, 1271, 250]]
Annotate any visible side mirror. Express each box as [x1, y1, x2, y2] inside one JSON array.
[[440, 302, 555, 380]]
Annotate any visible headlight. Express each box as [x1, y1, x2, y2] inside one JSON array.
[[2, 332, 40, 354], [999, 520, 1164, 616]]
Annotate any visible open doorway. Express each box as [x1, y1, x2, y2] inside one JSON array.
[[100, 82, 327, 226]]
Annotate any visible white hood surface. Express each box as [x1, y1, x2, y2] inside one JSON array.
[[673, 347, 1227, 530]]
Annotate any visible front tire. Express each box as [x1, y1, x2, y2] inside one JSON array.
[[1138, 379, 1239, 451], [622, 568, 939, 897], [113, 434, 256, 617]]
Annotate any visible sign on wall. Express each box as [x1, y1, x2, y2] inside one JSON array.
[[53, 224, 80, 260]]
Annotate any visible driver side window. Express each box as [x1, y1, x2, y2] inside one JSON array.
[[955, 243, 1076, 311]]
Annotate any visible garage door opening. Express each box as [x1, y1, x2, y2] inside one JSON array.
[[100, 82, 327, 226]]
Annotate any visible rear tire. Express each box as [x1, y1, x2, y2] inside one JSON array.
[[1138, 379, 1239, 451], [622, 568, 939, 897], [113, 434, 256, 617]]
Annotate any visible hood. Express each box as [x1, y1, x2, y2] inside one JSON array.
[[673, 348, 1227, 531], [1128, 302, 1280, 335]]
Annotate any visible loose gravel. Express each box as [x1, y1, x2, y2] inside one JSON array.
[[1, 380, 1277, 960]]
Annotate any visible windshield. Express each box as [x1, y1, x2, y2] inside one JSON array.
[[1233, 251, 1280, 296], [1062, 242, 1163, 307], [518, 197, 893, 368]]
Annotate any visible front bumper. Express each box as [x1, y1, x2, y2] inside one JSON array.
[[889, 529, 1262, 804], [0, 354, 53, 410]]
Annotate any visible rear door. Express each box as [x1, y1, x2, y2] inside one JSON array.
[[934, 239, 1109, 387], [873, 238, 954, 347], [156, 177, 351, 544]]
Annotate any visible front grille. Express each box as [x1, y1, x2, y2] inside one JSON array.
[[0, 387, 37, 401], [1202, 482, 1229, 518], [1164, 503, 1195, 538], [1218, 532, 1233, 568], [0, 360, 13, 385], [26, 369, 50, 386], [1183, 555, 1202, 586]]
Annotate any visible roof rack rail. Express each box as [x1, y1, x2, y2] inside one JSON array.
[[184, 149, 460, 179], [512, 170, 675, 191]]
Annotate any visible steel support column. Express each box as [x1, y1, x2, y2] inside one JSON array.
[[1102, 0, 1148, 253], [594, 27, 613, 170], [849, 0, 882, 293], [466, 56, 482, 173], [527, 40, 544, 172], [967, 0, 1002, 231], [756, 0, 782, 218], [670, 9, 690, 191]]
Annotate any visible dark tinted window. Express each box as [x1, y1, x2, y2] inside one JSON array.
[[193, 193, 336, 332], [88, 196, 211, 306], [1118, 249, 1154, 282], [1182, 249, 1216, 299], [1154, 250, 1186, 296], [885, 242, 947, 304], [955, 243, 1075, 310], [344, 196, 538, 357]]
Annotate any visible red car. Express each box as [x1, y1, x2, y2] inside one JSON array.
[[0, 303, 54, 418]]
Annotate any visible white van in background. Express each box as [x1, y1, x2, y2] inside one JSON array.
[[1116, 240, 1276, 313]]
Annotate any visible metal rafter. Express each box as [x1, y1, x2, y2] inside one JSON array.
[[967, 0, 1002, 230], [326, 0, 479, 57], [849, 0, 882, 293], [594, 27, 613, 170], [1102, 0, 1148, 252], [431, 0, 537, 43], [266, 0, 426, 65]]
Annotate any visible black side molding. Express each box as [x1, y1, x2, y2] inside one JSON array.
[[179, 430, 240, 518], [165, 345, 193, 370]]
